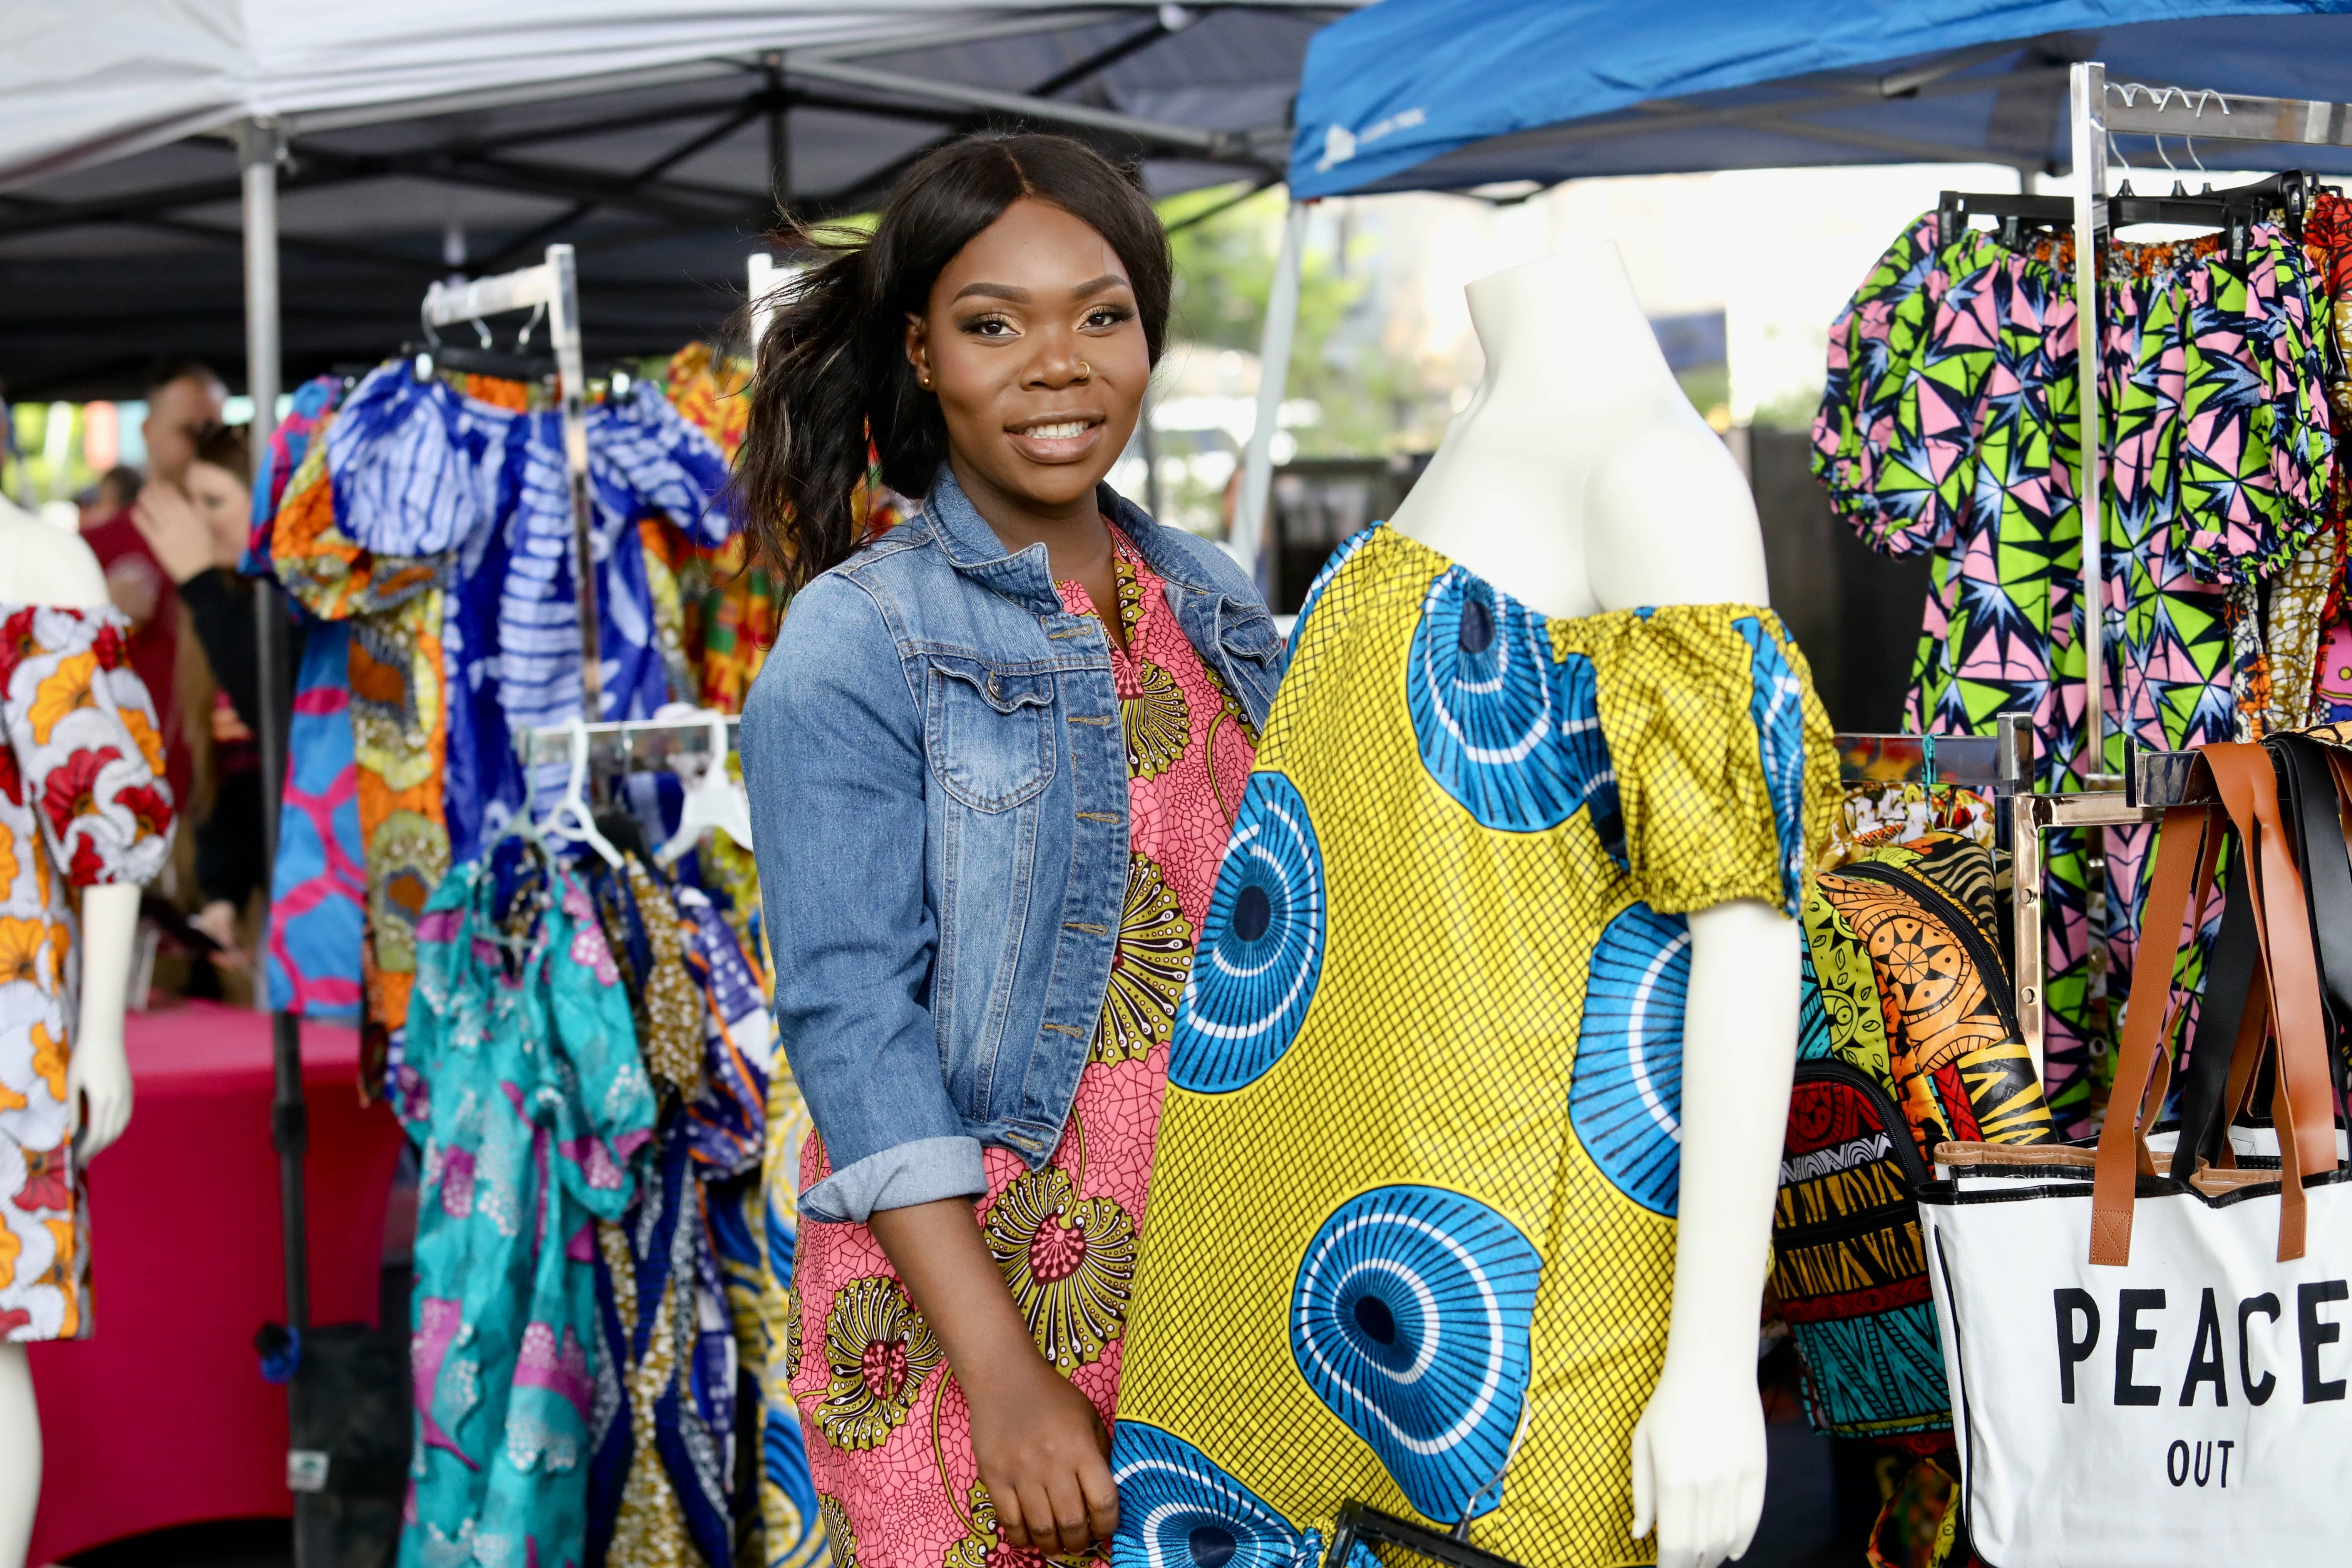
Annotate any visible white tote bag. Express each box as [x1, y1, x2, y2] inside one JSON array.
[[1919, 743, 2352, 1567]]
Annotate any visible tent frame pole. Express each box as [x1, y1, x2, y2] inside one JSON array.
[[2069, 62, 2110, 788], [1234, 197, 1306, 592], [240, 112, 325, 1566]]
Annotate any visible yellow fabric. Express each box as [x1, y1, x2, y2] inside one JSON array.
[[1112, 526, 1835, 1566]]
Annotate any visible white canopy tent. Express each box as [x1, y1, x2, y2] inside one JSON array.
[[0, 1, 1335, 397], [0, 0, 1293, 187]]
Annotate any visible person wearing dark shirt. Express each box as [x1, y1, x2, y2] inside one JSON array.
[[83, 360, 226, 811]]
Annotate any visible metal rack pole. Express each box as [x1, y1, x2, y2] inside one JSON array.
[[2070, 61, 2113, 789], [545, 243, 602, 721], [240, 112, 326, 1567]]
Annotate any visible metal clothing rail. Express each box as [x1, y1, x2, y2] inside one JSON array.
[[1835, 716, 2034, 789], [2009, 745, 2226, 1072], [420, 245, 603, 718], [519, 713, 741, 773]]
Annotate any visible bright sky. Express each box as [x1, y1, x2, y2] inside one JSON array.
[[1327, 163, 2028, 423]]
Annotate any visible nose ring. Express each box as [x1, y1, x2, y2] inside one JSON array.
[[1076, 360, 1091, 378]]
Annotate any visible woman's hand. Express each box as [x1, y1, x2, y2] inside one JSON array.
[[129, 482, 221, 585], [869, 1196, 1120, 1554], [965, 1342, 1118, 1553]]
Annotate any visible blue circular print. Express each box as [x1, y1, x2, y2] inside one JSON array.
[[1289, 1185, 1542, 1523], [1110, 1420, 1316, 1568], [1571, 901, 1691, 1216], [1169, 771, 1325, 1094], [1406, 567, 1617, 835]]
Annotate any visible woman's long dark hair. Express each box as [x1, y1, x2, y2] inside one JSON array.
[[733, 133, 1173, 590]]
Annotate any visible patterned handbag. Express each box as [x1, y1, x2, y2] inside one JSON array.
[[1777, 832, 2059, 1443]]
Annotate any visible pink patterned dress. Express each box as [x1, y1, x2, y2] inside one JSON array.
[[790, 526, 1256, 1565]]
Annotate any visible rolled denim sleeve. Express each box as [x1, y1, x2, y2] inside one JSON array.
[[741, 575, 985, 1224]]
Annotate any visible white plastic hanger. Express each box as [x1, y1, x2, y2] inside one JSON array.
[[656, 713, 753, 866], [538, 716, 624, 869]]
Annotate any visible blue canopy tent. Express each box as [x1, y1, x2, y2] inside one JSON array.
[[1286, 1, 2352, 197], [1235, 0, 2352, 817]]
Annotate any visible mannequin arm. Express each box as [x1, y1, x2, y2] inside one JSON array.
[[1630, 898, 1799, 1568], [67, 884, 140, 1160]]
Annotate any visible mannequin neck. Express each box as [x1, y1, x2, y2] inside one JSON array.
[[1458, 244, 1682, 428], [1387, 241, 1691, 620]]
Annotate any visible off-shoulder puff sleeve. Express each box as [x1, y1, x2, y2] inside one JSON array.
[[0, 606, 174, 889], [1570, 604, 1837, 918]]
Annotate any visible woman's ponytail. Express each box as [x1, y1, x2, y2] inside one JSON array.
[[732, 228, 882, 592]]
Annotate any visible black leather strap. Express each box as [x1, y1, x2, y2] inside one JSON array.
[[2171, 841, 2257, 1179], [2270, 734, 2352, 1083]]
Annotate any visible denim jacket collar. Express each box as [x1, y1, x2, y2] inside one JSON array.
[[918, 465, 1242, 617]]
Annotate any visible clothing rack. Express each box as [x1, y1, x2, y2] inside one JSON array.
[[2069, 65, 2352, 787], [1985, 65, 2352, 1073], [517, 713, 740, 775], [420, 244, 603, 716], [1943, 72, 2352, 788], [1933, 169, 2319, 256]]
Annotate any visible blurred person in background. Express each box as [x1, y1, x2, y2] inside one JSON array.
[[74, 465, 142, 531], [82, 358, 225, 811], [132, 421, 279, 975], [139, 358, 228, 488]]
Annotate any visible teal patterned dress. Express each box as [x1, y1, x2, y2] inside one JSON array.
[[398, 847, 658, 1568]]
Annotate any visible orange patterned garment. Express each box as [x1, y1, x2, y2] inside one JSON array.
[[0, 606, 173, 1340], [787, 527, 1256, 1564]]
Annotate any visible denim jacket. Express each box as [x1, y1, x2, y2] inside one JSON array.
[[741, 469, 1284, 1223]]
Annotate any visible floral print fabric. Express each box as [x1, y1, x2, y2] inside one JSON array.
[[785, 527, 1255, 1566], [398, 848, 658, 1568], [0, 605, 172, 1341], [1812, 213, 2335, 1129]]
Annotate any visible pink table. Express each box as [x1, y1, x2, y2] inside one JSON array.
[[28, 1003, 404, 1564]]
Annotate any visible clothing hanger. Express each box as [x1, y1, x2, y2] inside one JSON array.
[[537, 716, 625, 869], [1933, 168, 2315, 259], [656, 714, 754, 867]]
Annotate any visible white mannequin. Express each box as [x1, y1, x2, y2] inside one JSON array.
[[0, 503, 142, 1568], [1388, 242, 1798, 1568]]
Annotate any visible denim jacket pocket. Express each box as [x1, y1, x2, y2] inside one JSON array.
[[1218, 605, 1284, 667], [924, 654, 1057, 812]]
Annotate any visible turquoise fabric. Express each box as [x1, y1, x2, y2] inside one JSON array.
[[397, 848, 657, 1568]]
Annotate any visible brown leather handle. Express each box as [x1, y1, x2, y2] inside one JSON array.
[[2092, 800, 2215, 1265], [2090, 743, 2340, 1265]]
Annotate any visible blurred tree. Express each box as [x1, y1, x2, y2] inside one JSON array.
[[1158, 183, 1454, 457]]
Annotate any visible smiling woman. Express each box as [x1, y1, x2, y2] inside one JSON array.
[[734, 136, 1286, 1566]]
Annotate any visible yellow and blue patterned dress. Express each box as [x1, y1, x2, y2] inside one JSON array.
[[1106, 525, 1835, 1567]]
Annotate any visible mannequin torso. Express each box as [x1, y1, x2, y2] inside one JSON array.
[[0, 504, 147, 1568], [1390, 243, 1797, 1568]]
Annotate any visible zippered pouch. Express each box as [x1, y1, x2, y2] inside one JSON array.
[[1779, 832, 2060, 1441]]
